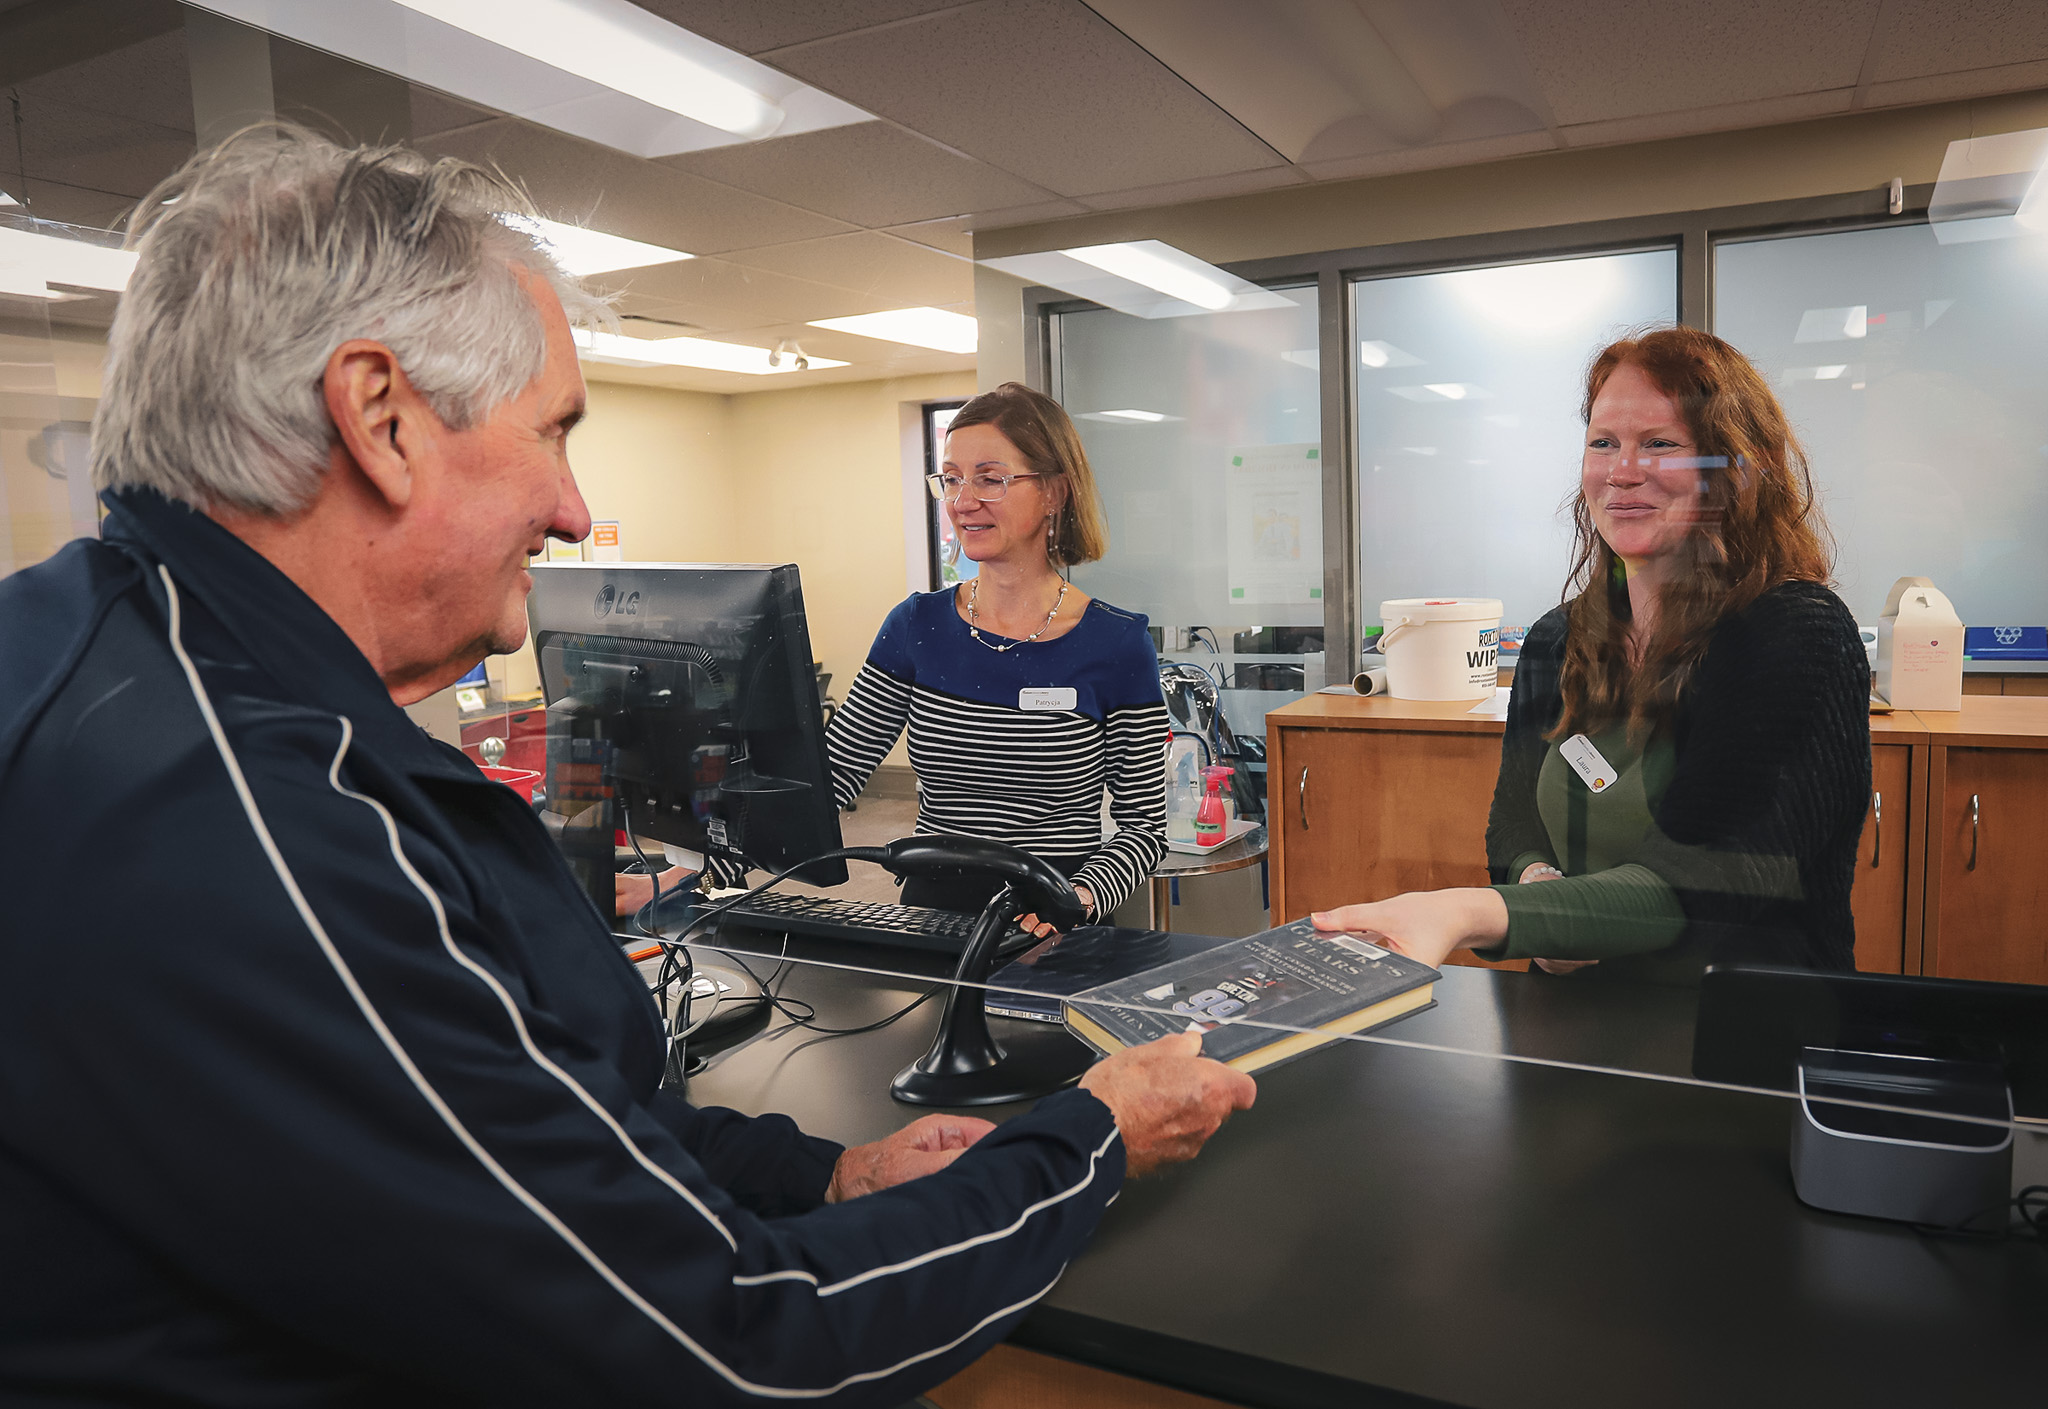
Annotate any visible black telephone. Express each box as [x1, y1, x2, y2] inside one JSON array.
[[845, 836, 1090, 931]]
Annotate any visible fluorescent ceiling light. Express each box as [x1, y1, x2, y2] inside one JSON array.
[[185, 1, 870, 159], [502, 214, 692, 276], [1387, 383, 1489, 402], [0, 221, 137, 299], [392, 0, 777, 137], [575, 328, 847, 374], [978, 242, 1297, 320], [1359, 339, 1422, 368], [1448, 258, 1620, 332], [807, 307, 977, 354], [1064, 242, 1231, 311], [1794, 306, 1867, 343], [1077, 408, 1183, 424]]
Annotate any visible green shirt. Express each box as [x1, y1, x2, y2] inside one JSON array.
[[1483, 723, 1689, 962]]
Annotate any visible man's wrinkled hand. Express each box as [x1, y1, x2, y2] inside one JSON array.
[[826, 1114, 997, 1202], [1078, 1031, 1255, 1178]]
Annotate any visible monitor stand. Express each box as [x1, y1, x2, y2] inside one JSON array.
[[891, 882, 1097, 1107]]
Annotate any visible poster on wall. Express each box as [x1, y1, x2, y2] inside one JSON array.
[[1224, 443, 1322, 604]]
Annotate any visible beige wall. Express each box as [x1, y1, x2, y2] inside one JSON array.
[[542, 368, 976, 762], [975, 87, 2048, 383]]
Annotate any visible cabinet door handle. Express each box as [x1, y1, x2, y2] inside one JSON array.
[[1297, 766, 1310, 832], [1969, 793, 1980, 871], [1870, 790, 1881, 867]]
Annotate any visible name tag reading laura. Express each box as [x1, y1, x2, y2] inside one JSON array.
[[1019, 687, 1078, 712], [1559, 734, 1618, 793]]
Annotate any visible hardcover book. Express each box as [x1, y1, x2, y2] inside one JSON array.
[[1062, 918, 1439, 1073], [986, 926, 1233, 1024]]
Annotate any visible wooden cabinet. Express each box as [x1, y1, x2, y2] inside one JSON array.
[[1269, 697, 1520, 971], [1847, 738, 1921, 975], [1918, 700, 2048, 985], [1268, 695, 2048, 986]]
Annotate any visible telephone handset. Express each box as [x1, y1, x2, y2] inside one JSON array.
[[846, 836, 1089, 930]]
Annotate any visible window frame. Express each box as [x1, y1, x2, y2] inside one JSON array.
[[1024, 181, 1934, 683], [921, 397, 970, 591]]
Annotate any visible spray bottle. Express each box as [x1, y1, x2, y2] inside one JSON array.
[[1194, 772, 1227, 847]]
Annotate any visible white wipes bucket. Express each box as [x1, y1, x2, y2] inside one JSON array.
[[1378, 598, 1504, 701]]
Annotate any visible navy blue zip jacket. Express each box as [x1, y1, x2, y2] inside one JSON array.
[[0, 489, 1123, 1406]]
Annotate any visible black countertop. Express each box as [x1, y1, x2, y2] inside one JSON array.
[[684, 937, 2046, 1409]]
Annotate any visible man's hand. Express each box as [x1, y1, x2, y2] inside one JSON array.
[[826, 1114, 997, 1202], [1078, 1031, 1255, 1178], [1311, 888, 1508, 969]]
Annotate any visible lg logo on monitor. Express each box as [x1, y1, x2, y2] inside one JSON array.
[[592, 584, 642, 619]]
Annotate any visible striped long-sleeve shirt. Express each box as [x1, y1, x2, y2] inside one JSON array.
[[826, 589, 1170, 918]]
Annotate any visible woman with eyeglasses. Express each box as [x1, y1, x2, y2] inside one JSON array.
[[623, 382, 1168, 939], [1313, 327, 1869, 979]]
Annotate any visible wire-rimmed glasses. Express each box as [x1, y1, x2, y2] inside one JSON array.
[[926, 470, 1043, 502]]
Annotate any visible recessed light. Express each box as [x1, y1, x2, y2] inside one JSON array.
[[574, 329, 848, 374], [807, 307, 977, 354], [501, 214, 692, 276], [979, 240, 1296, 320], [0, 221, 137, 299], [1063, 242, 1231, 311], [1077, 408, 1181, 424]]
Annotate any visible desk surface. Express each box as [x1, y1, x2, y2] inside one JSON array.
[[1271, 692, 2048, 748], [685, 941, 2044, 1409]]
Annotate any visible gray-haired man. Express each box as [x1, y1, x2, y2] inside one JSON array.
[[0, 128, 1253, 1406]]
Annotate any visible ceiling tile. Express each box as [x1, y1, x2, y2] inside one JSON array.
[[1298, 129, 1555, 184], [661, 120, 1057, 226], [625, 1, 967, 56], [884, 215, 977, 257], [598, 256, 901, 332], [408, 88, 500, 140], [1072, 164, 1308, 212], [15, 93, 195, 208], [722, 230, 973, 304], [1557, 88, 1852, 150], [1864, 57, 2048, 110], [416, 118, 855, 255], [1501, 0, 1880, 127], [14, 26, 192, 135], [1868, 0, 2048, 82], [767, 0, 1287, 197]]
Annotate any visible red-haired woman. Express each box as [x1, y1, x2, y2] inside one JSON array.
[[1315, 328, 1869, 978]]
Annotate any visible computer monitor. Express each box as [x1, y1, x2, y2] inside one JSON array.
[[526, 563, 848, 901]]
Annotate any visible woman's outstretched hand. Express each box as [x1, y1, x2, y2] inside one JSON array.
[[1309, 888, 1509, 969]]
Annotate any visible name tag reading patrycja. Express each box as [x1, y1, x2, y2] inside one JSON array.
[[1559, 733, 1618, 793], [1018, 687, 1077, 711]]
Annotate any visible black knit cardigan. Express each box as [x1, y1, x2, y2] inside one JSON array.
[[1486, 581, 1871, 973]]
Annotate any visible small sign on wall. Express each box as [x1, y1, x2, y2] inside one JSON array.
[[590, 520, 622, 562], [544, 537, 586, 562]]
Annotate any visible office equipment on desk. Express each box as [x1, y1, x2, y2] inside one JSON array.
[[1791, 1048, 2013, 1225], [718, 890, 985, 952], [1694, 963, 2048, 1226], [527, 562, 848, 915], [527, 561, 848, 1065]]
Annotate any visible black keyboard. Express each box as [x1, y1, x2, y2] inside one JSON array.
[[717, 891, 988, 953]]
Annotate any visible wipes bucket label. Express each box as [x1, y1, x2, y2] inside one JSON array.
[[1467, 627, 1499, 685]]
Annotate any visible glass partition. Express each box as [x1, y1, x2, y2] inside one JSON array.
[[1716, 221, 2048, 628], [1053, 282, 1323, 744], [1351, 249, 1679, 655]]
